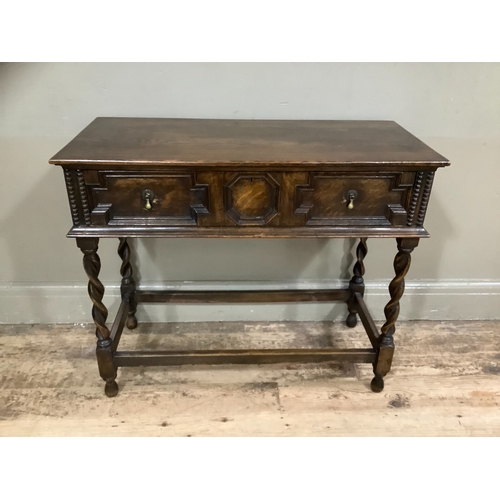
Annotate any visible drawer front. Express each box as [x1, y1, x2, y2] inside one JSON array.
[[66, 168, 426, 235], [294, 172, 415, 226], [85, 172, 209, 226]]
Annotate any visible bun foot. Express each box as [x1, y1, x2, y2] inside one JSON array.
[[105, 380, 119, 397], [126, 315, 138, 330], [370, 376, 384, 393], [346, 313, 357, 328]]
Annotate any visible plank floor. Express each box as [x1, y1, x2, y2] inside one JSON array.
[[1, 321, 499, 436]]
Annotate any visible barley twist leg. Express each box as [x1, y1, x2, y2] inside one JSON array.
[[371, 238, 419, 393], [77, 238, 118, 397], [346, 238, 368, 328], [118, 237, 138, 329]]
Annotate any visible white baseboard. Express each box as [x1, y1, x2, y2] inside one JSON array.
[[0, 280, 499, 324]]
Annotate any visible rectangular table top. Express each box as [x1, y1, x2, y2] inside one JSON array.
[[49, 118, 450, 168]]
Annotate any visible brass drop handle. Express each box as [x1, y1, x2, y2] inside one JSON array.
[[142, 189, 155, 211], [347, 190, 358, 210]]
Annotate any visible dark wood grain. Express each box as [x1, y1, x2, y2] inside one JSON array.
[[64, 163, 430, 237], [295, 172, 414, 226], [346, 238, 368, 328], [224, 172, 280, 226], [118, 238, 137, 330], [406, 172, 424, 226], [67, 225, 431, 239], [53, 118, 449, 397], [49, 118, 450, 168], [416, 171, 435, 226], [353, 292, 380, 348], [137, 289, 350, 304], [114, 348, 377, 367], [110, 295, 130, 353], [371, 237, 419, 393], [76, 237, 118, 397]]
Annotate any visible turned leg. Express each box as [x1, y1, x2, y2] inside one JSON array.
[[118, 237, 138, 329], [77, 237, 119, 397], [346, 238, 368, 327], [371, 237, 419, 392]]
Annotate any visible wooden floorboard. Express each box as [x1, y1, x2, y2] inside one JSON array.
[[0, 320, 499, 436]]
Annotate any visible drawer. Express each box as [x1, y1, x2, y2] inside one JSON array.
[[86, 172, 209, 226], [294, 172, 415, 226], [75, 169, 418, 232]]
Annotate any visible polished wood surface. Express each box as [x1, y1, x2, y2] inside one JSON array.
[[51, 118, 449, 397], [136, 289, 351, 304], [62, 168, 435, 238], [114, 348, 376, 367], [49, 118, 450, 167]]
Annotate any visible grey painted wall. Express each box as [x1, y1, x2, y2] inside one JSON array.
[[1, 63, 499, 322]]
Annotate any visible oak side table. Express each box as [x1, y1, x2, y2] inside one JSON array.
[[50, 118, 450, 397]]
